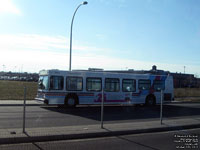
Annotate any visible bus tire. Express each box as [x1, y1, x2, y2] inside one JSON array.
[[65, 95, 78, 107], [145, 95, 156, 106]]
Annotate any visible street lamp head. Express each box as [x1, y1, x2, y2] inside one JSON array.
[[82, 1, 88, 5]]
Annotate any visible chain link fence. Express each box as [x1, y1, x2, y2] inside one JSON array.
[[0, 80, 199, 143]]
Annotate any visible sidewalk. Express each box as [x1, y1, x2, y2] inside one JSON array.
[[0, 117, 200, 144], [0, 100, 42, 106]]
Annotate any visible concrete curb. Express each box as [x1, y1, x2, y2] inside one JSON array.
[[1, 124, 200, 145], [172, 101, 200, 104]]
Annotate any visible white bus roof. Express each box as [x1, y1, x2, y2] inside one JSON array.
[[39, 69, 170, 79]]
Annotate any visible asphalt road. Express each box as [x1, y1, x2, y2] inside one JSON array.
[[0, 128, 199, 150], [0, 103, 200, 129]]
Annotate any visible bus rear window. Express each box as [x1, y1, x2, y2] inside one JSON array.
[[38, 76, 49, 90]]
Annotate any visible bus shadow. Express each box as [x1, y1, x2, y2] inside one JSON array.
[[41, 104, 200, 122], [162, 104, 200, 118]]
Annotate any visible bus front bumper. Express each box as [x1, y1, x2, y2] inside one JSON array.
[[35, 98, 49, 105]]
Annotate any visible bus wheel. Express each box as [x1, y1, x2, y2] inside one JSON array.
[[145, 95, 156, 106], [65, 96, 77, 107]]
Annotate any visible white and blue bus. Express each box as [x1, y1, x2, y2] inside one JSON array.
[[35, 69, 174, 107]]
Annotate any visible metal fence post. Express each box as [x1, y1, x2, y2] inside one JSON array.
[[160, 90, 163, 125], [101, 87, 104, 129], [23, 86, 27, 133]]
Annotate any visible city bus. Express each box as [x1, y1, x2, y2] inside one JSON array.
[[35, 69, 174, 107]]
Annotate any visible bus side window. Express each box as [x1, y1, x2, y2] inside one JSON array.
[[138, 79, 151, 90], [66, 77, 83, 91], [50, 76, 64, 90], [122, 79, 136, 92], [105, 78, 120, 92], [153, 80, 165, 91], [86, 78, 102, 91]]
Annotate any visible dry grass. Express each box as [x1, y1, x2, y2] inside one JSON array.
[[174, 88, 200, 98], [174, 88, 200, 102], [0, 80, 37, 100]]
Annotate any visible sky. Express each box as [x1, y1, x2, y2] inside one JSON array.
[[0, 0, 200, 76]]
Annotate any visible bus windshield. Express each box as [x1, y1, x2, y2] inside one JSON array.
[[38, 76, 49, 90]]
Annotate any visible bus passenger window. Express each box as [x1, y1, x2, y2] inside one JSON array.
[[105, 78, 120, 92], [50, 76, 64, 90], [153, 80, 165, 91], [66, 77, 83, 91], [86, 78, 102, 91], [138, 80, 151, 90], [122, 79, 136, 92]]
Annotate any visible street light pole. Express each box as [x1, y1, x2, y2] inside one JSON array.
[[69, 1, 88, 71]]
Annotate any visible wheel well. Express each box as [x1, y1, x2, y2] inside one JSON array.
[[65, 93, 79, 104], [145, 94, 156, 103]]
